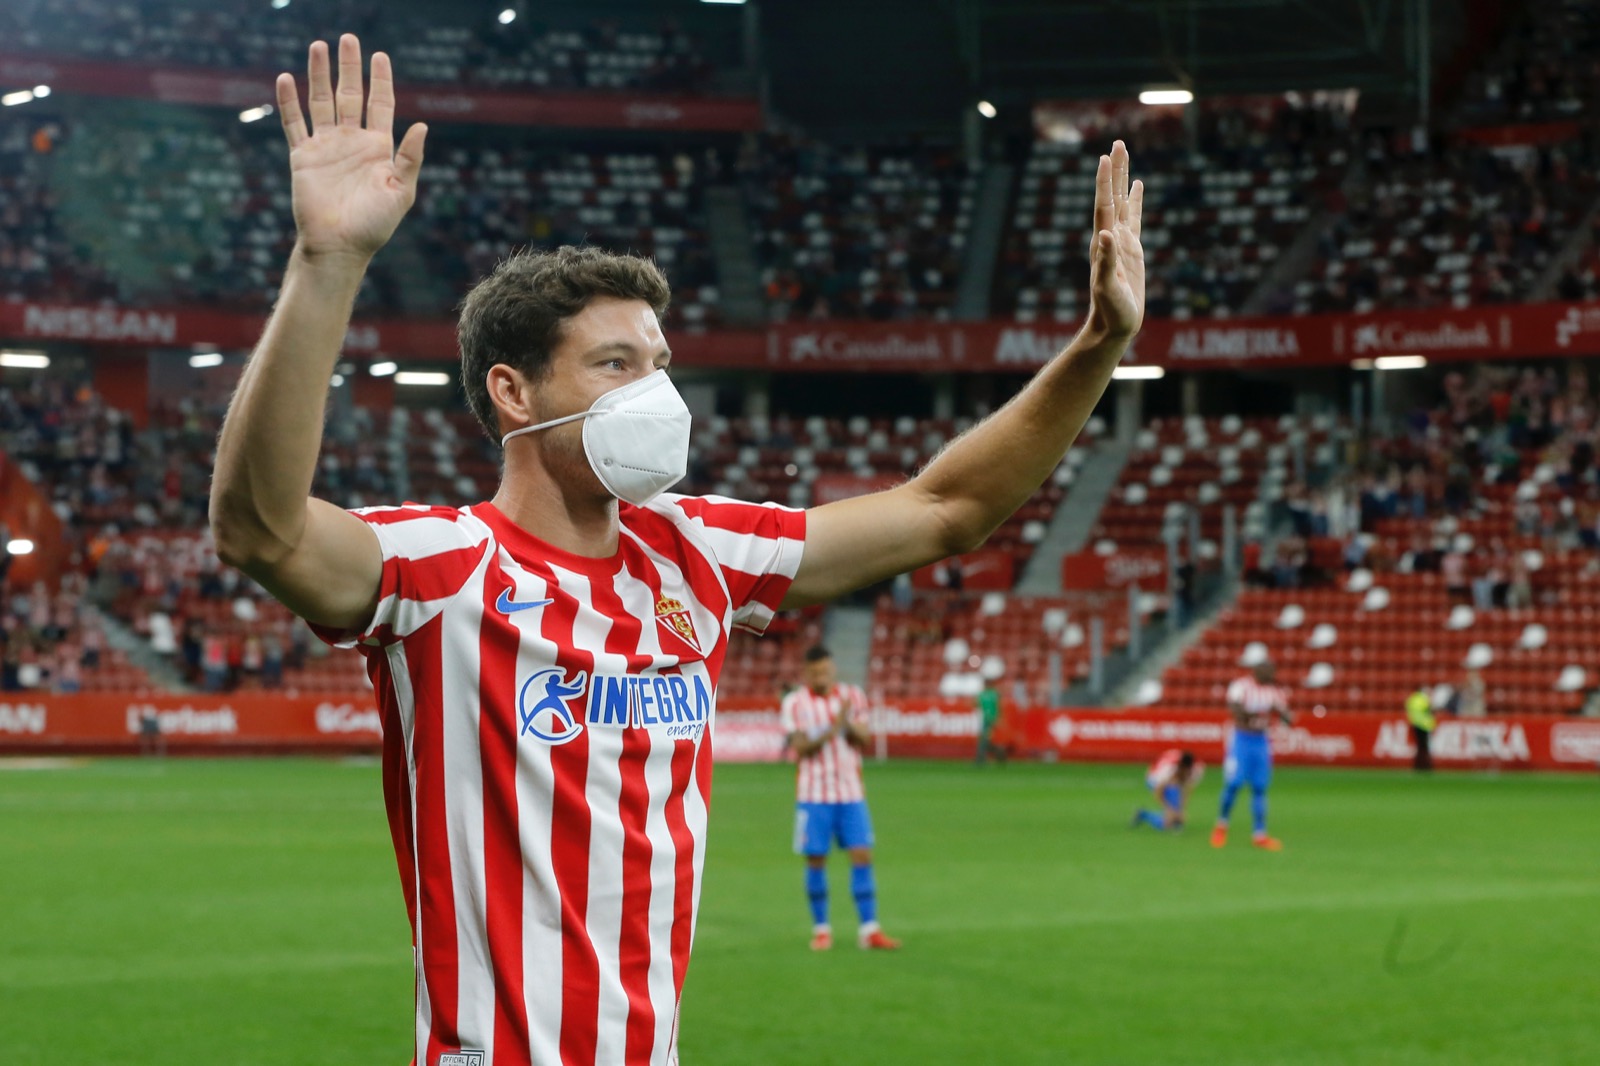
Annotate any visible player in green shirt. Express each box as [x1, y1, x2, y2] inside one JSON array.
[[975, 684, 1006, 765]]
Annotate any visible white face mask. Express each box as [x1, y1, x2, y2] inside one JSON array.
[[500, 369, 691, 506]]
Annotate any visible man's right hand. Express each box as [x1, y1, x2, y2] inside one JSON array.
[[276, 34, 427, 263]]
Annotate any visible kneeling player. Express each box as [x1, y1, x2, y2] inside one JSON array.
[[1131, 748, 1203, 830]]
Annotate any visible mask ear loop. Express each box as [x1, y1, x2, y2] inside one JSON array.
[[498, 369, 664, 447], [500, 409, 595, 448]]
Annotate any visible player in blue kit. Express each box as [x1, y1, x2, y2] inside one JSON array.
[[1211, 661, 1292, 850]]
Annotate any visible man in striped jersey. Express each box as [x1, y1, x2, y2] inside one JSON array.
[[1130, 748, 1203, 831], [780, 646, 899, 952], [1211, 661, 1293, 851], [208, 34, 1145, 1066]]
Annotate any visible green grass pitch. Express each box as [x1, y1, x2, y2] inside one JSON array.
[[0, 757, 1595, 1064]]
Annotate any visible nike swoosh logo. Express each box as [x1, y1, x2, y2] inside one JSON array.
[[496, 589, 554, 615]]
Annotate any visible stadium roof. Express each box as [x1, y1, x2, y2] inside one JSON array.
[[759, 0, 1472, 132]]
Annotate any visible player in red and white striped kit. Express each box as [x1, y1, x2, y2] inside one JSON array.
[[209, 34, 1145, 1066], [780, 646, 899, 952]]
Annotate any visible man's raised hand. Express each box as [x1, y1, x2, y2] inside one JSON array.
[[276, 35, 427, 263], [1085, 139, 1145, 342]]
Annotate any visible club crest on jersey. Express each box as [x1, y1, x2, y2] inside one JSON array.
[[518, 668, 588, 745], [654, 595, 703, 656], [516, 667, 714, 743]]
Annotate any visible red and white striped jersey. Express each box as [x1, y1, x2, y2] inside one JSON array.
[[311, 494, 805, 1066], [1146, 748, 1203, 788], [779, 683, 870, 804], [1226, 675, 1289, 729]]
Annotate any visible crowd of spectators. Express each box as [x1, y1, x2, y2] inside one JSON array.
[[1242, 364, 1600, 600], [998, 96, 1350, 322], [0, 104, 726, 323], [743, 135, 973, 321], [7, 3, 1600, 327], [0, 568, 110, 694], [0, 1, 724, 95], [0, 377, 414, 694], [1296, 130, 1595, 314], [1455, 0, 1600, 126]]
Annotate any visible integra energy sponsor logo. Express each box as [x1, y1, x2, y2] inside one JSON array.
[[783, 330, 960, 365], [1167, 327, 1301, 361], [1373, 719, 1530, 762], [24, 305, 178, 344], [315, 703, 382, 735], [0, 703, 47, 734], [124, 704, 238, 735], [518, 668, 714, 744]]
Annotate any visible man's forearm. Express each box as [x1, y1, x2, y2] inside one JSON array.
[[210, 247, 369, 565], [913, 327, 1129, 551]]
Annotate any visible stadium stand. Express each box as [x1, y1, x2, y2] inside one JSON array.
[[414, 139, 724, 326], [1161, 363, 1600, 716], [2, 0, 724, 94], [10, 0, 1600, 717], [1088, 415, 1343, 554], [1299, 132, 1595, 313], [996, 97, 1350, 322], [0, 104, 724, 321], [869, 590, 1144, 704], [1453, 0, 1600, 126], [744, 136, 975, 321]]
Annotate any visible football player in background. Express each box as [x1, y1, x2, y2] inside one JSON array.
[[1131, 748, 1203, 830], [780, 646, 900, 951], [1212, 660, 1292, 850]]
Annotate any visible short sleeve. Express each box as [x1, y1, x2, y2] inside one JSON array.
[[309, 504, 492, 650], [778, 691, 798, 735], [656, 494, 807, 635], [1225, 678, 1245, 705]]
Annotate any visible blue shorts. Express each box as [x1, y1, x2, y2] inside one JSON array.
[[794, 801, 874, 856], [1225, 733, 1273, 790], [1145, 779, 1182, 809]]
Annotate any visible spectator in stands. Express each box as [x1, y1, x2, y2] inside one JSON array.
[[1506, 554, 1534, 609], [1472, 555, 1506, 610], [1173, 555, 1197, 627], [262, 628, 285, 689], [1273, 536, 1306, 589], [1455, 670, 1487, 718], [200, 633, 229, 693], [1441, 545, 1470, 600]]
